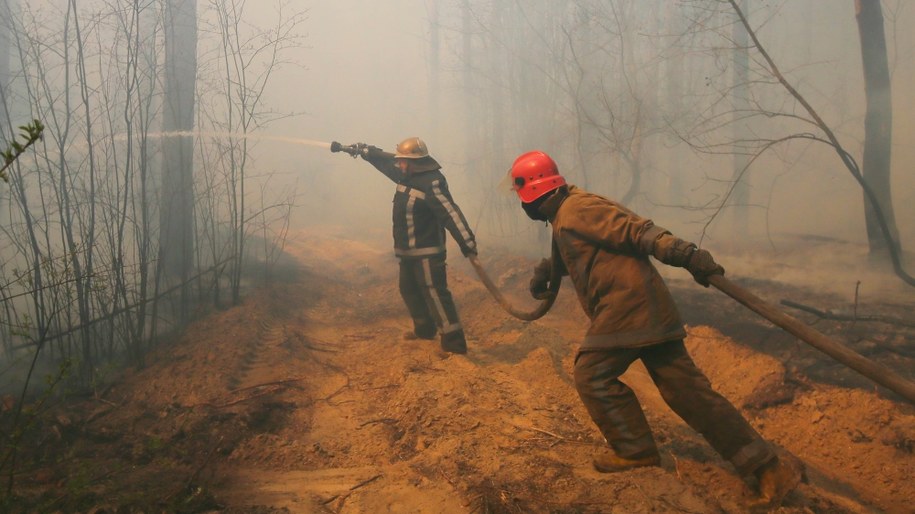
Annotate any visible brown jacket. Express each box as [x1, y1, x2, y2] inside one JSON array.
[[540, 186, 696, 350]]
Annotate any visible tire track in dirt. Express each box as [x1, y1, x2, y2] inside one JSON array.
[[227, 315, 283, 391], [212, 228, 470, 511]]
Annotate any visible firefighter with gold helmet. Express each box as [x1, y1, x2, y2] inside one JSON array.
[[331, 137, 477, 355]]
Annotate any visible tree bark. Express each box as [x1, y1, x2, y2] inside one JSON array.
[[855, 0, 899, 257], [160, 0, 197, 317], [731, 0, 751, 236], [0, 0, 11, 143]]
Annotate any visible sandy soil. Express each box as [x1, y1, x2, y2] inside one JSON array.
[[14, 225, 915, 513]]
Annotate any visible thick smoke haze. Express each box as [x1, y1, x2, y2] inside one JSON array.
[[2, 0, 913, 269], [240, 1, 915, 263], [1, 1, 913, 390]]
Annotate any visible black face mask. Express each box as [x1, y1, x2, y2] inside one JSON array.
[[522, 197, 549, 221]]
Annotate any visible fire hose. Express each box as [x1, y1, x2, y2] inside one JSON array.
[[329, 141, 915, 405], [707, 274, 915, 405], [467, 253, 562, 321], [331, 139, 563, 321], [469, 261, 915, 405], [470, 249, 915, 404]]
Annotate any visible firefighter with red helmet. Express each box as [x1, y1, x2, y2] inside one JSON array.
[[508, 150, 803, 509], [336, 137, 476, 355]]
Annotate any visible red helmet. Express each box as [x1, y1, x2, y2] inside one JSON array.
[[510, 151, 566, 203]]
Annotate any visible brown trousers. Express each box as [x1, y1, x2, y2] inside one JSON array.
[[574, 339, 774, 476]]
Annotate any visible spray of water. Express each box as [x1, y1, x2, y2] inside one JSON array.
[[133, 130, 331, 149]]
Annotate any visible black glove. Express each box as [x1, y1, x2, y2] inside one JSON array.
[[359, 144, 383, 160], [529, 258, 553, 300], [462, 245, 478, 258], [687, 248, 724, 287]]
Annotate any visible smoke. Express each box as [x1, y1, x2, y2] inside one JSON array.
[[139, 132, 331, 149]]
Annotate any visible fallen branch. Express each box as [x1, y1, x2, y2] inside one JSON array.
[[781, 299, 915, 328]]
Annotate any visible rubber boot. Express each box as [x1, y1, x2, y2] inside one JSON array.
[[440, 330, 467, 354], [403, 330, 435, 341], [748, 455, 804, 511], [592, 452, 660, 473]]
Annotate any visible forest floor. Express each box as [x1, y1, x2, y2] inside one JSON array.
[[9, 224, 915, 513]]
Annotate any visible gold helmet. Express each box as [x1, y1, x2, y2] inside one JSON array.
[[394, 137, 429, 159]]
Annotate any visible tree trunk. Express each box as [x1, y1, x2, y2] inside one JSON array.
[[461, 0, 475, 172], [855, 0, 899, 258], [662, 2, 686, 205], [160, 0, 197, 318], [731, 0, 750, 237], [0, 0, 11, 142], [428, 2, 440, 141], [0, 0, 9, 230]]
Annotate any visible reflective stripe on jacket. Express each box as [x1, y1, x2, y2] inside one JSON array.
[[540, 186, 686, 349], [364, 150, 477, 258]]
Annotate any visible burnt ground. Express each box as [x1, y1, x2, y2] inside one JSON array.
[[6, 225, 915, 513]]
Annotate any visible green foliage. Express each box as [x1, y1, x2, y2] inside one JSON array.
[[0, 119, 44, 183]]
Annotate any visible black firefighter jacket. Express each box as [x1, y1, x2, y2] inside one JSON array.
[[363, 148, 477, 259]]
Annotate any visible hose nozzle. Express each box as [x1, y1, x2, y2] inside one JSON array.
[[330, 141, 363, 158]]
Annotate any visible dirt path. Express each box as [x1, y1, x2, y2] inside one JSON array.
[[200, 226, 912, 513], [25, 225, 914, 513]]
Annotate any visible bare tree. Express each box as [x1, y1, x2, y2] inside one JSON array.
[[855, 0, 899, 258], [452, 1, 571, 243], [197, 0, 306, 304], [716, 0, 913, 285], [160, 0, 197, 320], [730, 0, 751, 235], [0, 0, 10, 148], [427, 1, 441, 140], [0, 0, 308, 409], [1, 0, 175, 387]]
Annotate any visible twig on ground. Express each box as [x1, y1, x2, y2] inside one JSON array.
[[358, 418, 398, 429], [192, 385, 285, 409], [321, 473, 383, 511], [509, 423, 566, 441], [227, 376, 306, 394], [162, 436, 225, 502]]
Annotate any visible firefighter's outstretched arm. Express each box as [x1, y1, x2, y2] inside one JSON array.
[[330, 141, 400, 183]]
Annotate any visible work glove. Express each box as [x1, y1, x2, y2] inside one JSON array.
[[359, 144, 384, 160], [462, 246, 478, 258], [529, 258, 553, 300], [686, 248, 724, 287]]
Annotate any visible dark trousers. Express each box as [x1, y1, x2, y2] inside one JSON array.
[[398, 254, 466, 353], [574, 340, 774, 475]]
